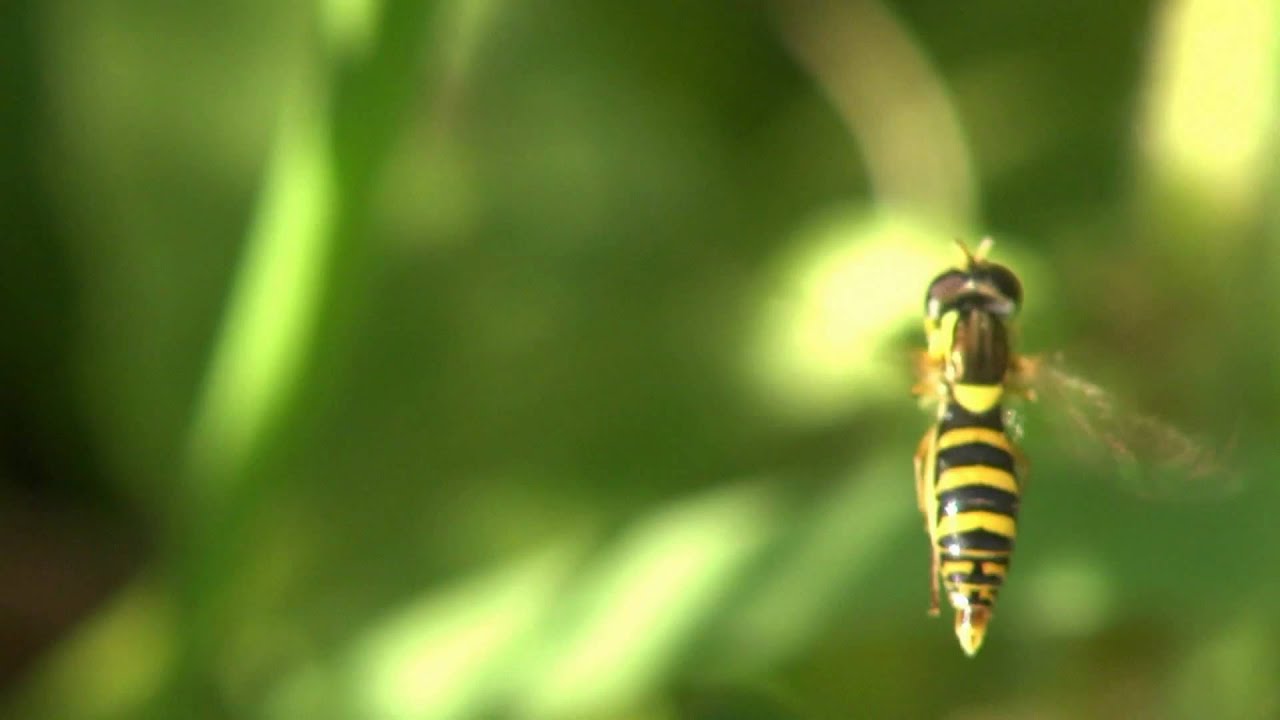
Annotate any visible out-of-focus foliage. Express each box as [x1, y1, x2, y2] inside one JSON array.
[[3, 0, 1279, 718]]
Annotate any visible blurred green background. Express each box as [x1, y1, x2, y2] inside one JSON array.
[[3, 0, 1280, 718]]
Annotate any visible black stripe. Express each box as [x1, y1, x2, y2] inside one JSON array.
[[944, 586, 998, 607], [937, 442, 1015, 474], [938, 529, 1014, 554], [939, 401, 1004, 433], [945, 559, 1008, 587], [945, 571, 1004, 587], [937, 485, 1020, 517]]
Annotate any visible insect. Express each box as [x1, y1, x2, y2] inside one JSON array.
[[911, 238, 1235, 656], [913, 237, 1027, 656]]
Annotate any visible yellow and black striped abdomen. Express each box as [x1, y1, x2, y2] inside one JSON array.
[[933, 401, 1020, 610]]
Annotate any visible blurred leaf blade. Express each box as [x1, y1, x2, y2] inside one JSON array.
[[709, 456, 913, 676], [184, 96, 337, 498], [776, 0, 978, 227], [184, 0, 442, 501], [262, 482, 787, 720], [1136, 0, 1280, 228], [4, 584, 172, 720], [266, 538, 588, 720], [45, 0, 446, 715], [511, 482, 785, 719]]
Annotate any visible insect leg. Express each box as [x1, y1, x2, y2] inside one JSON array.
[[913, 429, 932, 521], [1011, 440, 1030, 491], [929, 547, 941, 617], [914, 427, 942, 616]]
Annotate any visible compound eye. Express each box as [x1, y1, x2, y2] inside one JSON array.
[[977, 263, 1023, 309], [924, 270, 968, 317]]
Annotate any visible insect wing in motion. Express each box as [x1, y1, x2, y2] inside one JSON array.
[[1012, 354, 1241, 502]]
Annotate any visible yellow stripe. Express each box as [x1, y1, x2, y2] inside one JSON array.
[[940, 560, 975, 577], [935, 466, 1019, 494], [927, 313, 957, 358], [937, 427, 1011, 452], [981, 562, 1008, 578], [941, 560, 1009, 580], [937, 511, 1017, 539], [953, 383, 1003, 412]]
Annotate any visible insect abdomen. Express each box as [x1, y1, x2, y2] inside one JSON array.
[[933, 402, 1020, 608]]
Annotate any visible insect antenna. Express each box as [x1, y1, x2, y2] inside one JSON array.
[[953, 237, 995, 268]]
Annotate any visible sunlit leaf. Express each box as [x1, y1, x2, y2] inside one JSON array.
[[1137, 0, 1280, 223], [511, 483, 783, 719], [266, 540, 586, 720]]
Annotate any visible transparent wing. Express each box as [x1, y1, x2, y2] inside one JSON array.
[[1011, 354, 1242, 501]]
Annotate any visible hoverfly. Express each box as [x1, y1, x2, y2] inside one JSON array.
[[911, 238, 1235, 656]]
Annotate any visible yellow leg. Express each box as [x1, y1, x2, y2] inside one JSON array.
[[929, 548, 941, 617], [913, 429, 932, 523], [914, 427, 941, 616]]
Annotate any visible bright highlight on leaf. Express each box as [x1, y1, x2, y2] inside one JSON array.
[[777, 0, 977, 225], [1138, 0, 1280, 218], [323, 0, 381, 58], [749, 210, 954, 422], [186, 101, 337, 496], [715, 456, 913, 674], [355, 546, 579, 720], [512, 483, 781, 719]]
